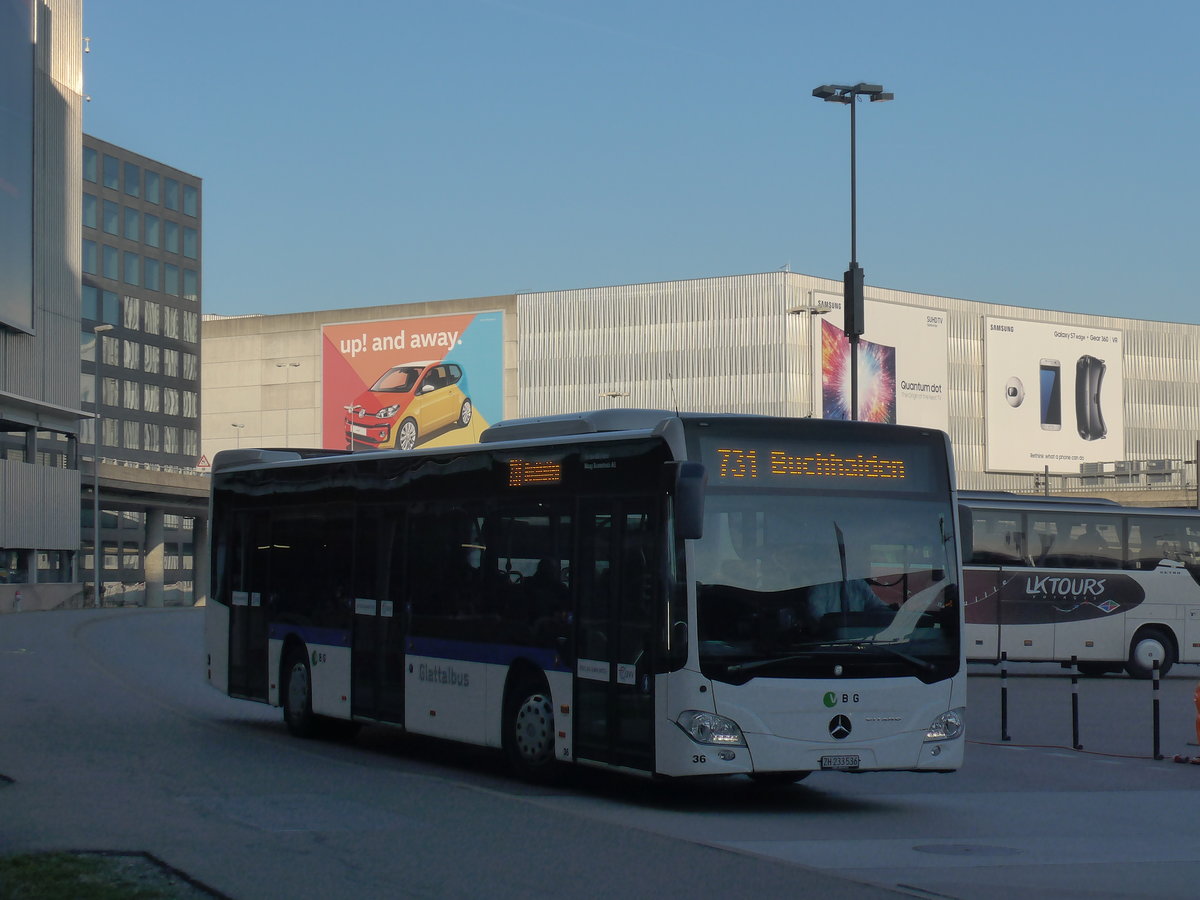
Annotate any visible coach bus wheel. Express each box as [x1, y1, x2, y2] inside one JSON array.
[[1125, 627, 1175, 679], [283, 648, 319, 738], [504, 678, 558, 782], [458, 399, 473, 427], [397, 419, 418, 451]]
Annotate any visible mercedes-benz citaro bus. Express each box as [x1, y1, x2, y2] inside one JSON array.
[[205, 409, 965, 784]]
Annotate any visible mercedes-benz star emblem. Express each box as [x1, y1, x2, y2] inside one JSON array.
[[829, 715, 852, 740]]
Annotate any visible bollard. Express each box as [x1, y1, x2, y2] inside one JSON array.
[[1000, 651, 1010, 742], [1152, 659, 1163, 760], [1194, 681, 1200, 747], [1071, 658, 1082, 750]]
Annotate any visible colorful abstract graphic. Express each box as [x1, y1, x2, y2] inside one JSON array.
[[821, 319, 897, 423]]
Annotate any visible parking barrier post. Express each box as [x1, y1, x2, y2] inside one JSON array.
[[1152, 660, 1163, 760], [1000, 651, 1010, 742], [1071, 657, 1082, 750]]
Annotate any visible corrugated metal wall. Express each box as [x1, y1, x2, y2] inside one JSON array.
[[517, 272, 1200, 492]]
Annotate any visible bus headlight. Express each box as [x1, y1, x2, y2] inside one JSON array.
[[676, 710, 746, 746], [925, 707, 965, 742]]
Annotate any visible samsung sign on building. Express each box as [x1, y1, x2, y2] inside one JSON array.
[[0, 0, 36, 333]]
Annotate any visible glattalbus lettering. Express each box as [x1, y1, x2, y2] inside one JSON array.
[[1025, 576, 1107, 597], [418, 663, 470, 687]]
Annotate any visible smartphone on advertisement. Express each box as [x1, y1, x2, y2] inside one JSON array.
[[1039, 359, 1061, 430]]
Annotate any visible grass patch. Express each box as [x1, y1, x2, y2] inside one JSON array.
[[0, 852, 204, 899]]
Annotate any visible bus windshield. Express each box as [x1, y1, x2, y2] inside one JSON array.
[[694, 492, 960, 684]]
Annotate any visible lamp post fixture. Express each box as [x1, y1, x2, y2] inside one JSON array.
[[231, 422, 245, 449], [787, 304, 831, 417], [812, 82, 893, 421], [275, 362, 301, 445], [91, 323, 114, 607]]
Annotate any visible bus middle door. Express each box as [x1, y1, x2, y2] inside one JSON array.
[[574, 500, 657, 772]]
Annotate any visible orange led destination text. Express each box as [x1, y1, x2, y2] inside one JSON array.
[[716, 447, 906, 480], [507, 458, 563, 487]]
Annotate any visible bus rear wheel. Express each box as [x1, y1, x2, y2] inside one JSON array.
[[504, 677, 559, 782], [282, 647, 319, 738], [1125, 627, 1175, 679]]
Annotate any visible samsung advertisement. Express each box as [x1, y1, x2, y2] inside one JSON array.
[[0, 0, 35, 333], [810, 292, 950, 432], [984, 317, 1125, 474]]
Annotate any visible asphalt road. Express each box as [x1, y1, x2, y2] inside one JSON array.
[[3, 608, 1200, 899]]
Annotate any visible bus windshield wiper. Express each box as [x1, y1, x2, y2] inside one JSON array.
[[725, 651, 823, 676]]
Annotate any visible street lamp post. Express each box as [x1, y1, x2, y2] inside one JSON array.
[[91, 323, 114, 607], [275, 362, 301, 445], [812, 82, 893, 420], [231, 422, 245, 449]]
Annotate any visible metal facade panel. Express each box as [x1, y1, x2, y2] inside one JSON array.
[[517, 272, 1200, 496]]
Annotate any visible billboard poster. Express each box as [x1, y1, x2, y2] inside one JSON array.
[[321, 311, 503, 452], [984, 317, 1125, 474], [812, 293, 949, 431]]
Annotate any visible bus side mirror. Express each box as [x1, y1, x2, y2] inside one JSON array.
[[672, 462, 706, 540]]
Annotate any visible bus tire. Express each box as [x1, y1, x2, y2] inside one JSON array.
[[282, 647, 320, 738], [1125, 627, 1175, 679], [503, 676, 559, 782]]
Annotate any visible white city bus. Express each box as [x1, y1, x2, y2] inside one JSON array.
[[961, 491, 1200, 677], [206, 409, 965, 782]]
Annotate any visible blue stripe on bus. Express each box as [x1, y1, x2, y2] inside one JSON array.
[[408, 635, 567, 672], [267, 624, 351, 647], [265, 626, 568, 672]]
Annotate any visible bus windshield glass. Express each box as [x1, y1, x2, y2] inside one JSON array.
[[693, 490, 960, 685]]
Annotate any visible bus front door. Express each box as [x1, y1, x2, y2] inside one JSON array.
[[574, 501, 657, 772]]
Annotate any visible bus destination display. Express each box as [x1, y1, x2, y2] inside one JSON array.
[[707, 441, 933, 491]]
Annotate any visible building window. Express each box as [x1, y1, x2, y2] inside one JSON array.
[[163, 426, 179, 454], [164, 264, 179, 297], [163, 349, 179, 378], [83, 284, 98, 320], [181, 311, 198, 343], [163, 307, 180, 339], [122, 295, 140, 329], [164, 221, 179, 254], [143, 301, 160, 334], [143, 423, 161, 452], [123, 207, 140, 241], [183, 391, 198, 417], [102, 246, 118, 280], [182, 353, 198, 380], [183, 269, 198, 302], [183, 227, 198, 259], [83, 193, 97, 229], [84, 146, 98, 182], [164, 389, 180, 416], [183, 184, 198, 216], [144, 214, 160, 248], [123, 380, 140, 410], [183, 429, 198, 456], [144, 170, 160, 204], [123, 252, 139, 286], [164, 177, 179, 211], [83, 240, 97, 275], [102, 291, 120, 324], [122, 339, 141, 370], [143, 384, 161, 412], [101, 418, 119, 448], [143, 345, 161, 374], [144, 258, 160, 292], [123, 421, 141, 450], [101, 339, 120, 370], [123, 162, 140, 197], [103, 155, 119, 190], [102, 200, 119, 235]]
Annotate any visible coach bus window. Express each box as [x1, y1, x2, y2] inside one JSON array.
[[1127, 516, 1200, 580], [967, 510, 1028, 566], [1031, 513, 1121, 569]]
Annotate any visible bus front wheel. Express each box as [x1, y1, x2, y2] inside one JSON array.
[[504, 677, 559, 782], [282, 647, 319, 738], [1125, 627, 1175, 679]]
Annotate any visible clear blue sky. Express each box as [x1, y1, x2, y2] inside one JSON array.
[[82, 0, 1200, 323]]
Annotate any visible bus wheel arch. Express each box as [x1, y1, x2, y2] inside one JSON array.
[[281, 640, 319, 737], [1125, 626, 1176, 679], [502, 665, 560, 782]]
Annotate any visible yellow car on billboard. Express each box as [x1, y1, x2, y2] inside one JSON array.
[[344, 361, 472, 451]]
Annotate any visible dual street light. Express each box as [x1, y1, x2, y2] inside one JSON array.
[[812, 82, 893, 421]]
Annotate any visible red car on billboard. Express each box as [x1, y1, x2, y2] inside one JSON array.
[[344, 361, 472, 451]]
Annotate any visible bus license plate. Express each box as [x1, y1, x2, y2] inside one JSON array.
[[820, 754, 860, 770]]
